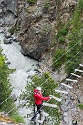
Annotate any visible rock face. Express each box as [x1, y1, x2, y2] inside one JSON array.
[[4, 0, 17, 16], [0, 0, 17, 26], [19, 20, 51, 60], [0, 0, 78, 61], [17, 0, 78, 61]]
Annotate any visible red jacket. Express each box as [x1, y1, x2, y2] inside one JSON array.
[[34, 89, 50, 105]]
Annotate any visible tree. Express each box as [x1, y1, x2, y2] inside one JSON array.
[[0, 49, 16, 115], [20, 72, 61, 125], [66, 0, 83, 75]]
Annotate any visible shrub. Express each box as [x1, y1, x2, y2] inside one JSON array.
[[58, 36, 65, 43], [10, 112, 25, 123], [52, 49, 66, 69], [8, 27, 15, 35], [77, 104, 83, 110], [0, 49, 17, 115], [59, 28, 68, 36], [44, 2, 50, 9], [66, 0, 83, 75]]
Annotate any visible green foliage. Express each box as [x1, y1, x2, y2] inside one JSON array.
[[52, 49, 66, 69], [77, 0, 83, 13], [57, 27, 68, 37], [0, 54, 5, 66], [58, 36, 65, 43], [44, 2, 50, 9], [0, 49, 17, 115], [56, 24, 69, 44], [20, 72, 61, 125], [10, 112, 25, 123], [66, 40, 82, 74], [66, 0, 83, 75], [8, 27, 15, 35], [77, 104, 83, 110], [24, 8, 31, 14], [26, 0, 36, 4]]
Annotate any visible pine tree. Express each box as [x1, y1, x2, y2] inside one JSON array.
[[0, 49, 16, 115]]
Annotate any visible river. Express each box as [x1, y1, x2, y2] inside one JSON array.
[[0, 28, 38, 124]]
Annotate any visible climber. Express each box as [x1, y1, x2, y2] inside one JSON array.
[[31, 86, 50, 121]]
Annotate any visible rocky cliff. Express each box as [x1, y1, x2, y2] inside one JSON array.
[[17, 0, 78, 61], [0, 0, 78, 61]]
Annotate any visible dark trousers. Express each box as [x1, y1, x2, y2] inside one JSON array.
[[31, 104, 43, 120]]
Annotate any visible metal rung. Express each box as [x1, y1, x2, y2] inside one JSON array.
[[55, 89, 68, 94], [79, 64, 83, 67], [49, 95, 61, 102], [75, 69, 83, 73], [71, 73, 81, 78], [66, 78, 78, 83], [43, 103, 57, 108], [61, 83, 73, 89]]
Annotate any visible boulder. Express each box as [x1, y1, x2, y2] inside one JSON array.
[[4, 0, 17, 16], [19, 20, 51, 61]]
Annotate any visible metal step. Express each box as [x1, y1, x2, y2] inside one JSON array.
[[61, 83, 73, 89], [55, 89, 68, 94], [79, 64, 83, 67], [71, 73, 81, 78], [49, 95, 61, 102], [75, 69, 83, 73], [66, 78, 78, 83], [43, 103, 57, 108]]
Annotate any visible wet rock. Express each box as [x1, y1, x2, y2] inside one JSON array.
[[11, 34, 18, 42], [26, 69, 31, 72], [34, 68, 42, 73], [4, 38, 13, 44]]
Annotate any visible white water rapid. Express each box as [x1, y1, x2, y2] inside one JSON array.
[[0, 29, 38, 124]]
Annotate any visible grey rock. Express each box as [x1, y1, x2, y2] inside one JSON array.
[[60, 104, 68, 112], [77, 95, 83, 103], [4, 38, 13, 44], [4, 0, 17, 16], [19, 21, 51, 61]]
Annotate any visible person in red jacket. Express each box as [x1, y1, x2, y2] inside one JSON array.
[[31, 86, 50, 121]]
